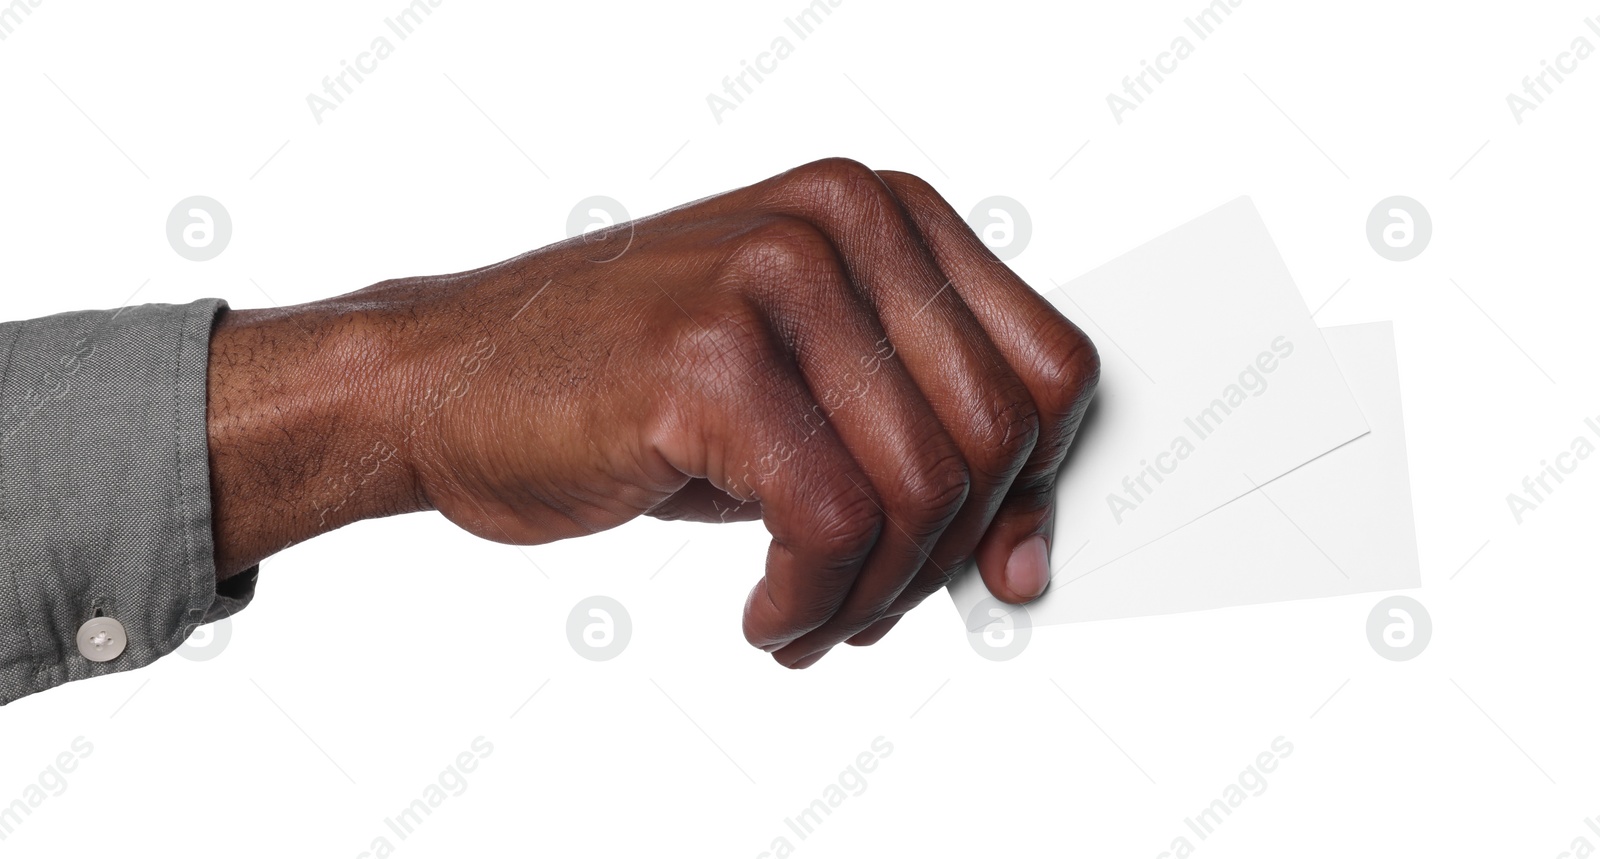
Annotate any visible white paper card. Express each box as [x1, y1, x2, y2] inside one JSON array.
[[960, 198, 1370, 607], [982, 322, 1420, 625]]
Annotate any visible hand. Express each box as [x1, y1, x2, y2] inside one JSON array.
[[207, 158, 1099, 668]]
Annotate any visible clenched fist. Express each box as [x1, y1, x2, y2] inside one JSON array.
[[207, 158, 1100, 668]]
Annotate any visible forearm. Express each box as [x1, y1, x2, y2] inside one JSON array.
[[205, 297, 428, 578]]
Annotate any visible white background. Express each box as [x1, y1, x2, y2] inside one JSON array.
[[1, 1, 1597, 856]]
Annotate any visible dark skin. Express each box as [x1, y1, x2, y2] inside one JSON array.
[[206, 158, 1100, 668]]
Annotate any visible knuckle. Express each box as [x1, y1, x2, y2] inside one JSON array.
[[879, 169, 940, 202], [1033, 326, 1102, 416], [779, 157, 896, 219], [723, 216, 839, 282], [966, 392, 1041, 484], [804, 486, 884, 567], [674, 297, 773, 386], [885, 451, 970, 537]]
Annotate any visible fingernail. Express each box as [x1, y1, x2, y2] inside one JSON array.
[[1004, 535, 1050, 600]]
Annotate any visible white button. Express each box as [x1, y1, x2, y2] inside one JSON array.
[[76, 617, 127, 663]]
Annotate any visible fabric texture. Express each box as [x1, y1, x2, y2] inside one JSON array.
[[0, 299, 255, 705]]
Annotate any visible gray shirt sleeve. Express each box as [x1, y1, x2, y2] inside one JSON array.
[[0, 298, 256, 706]]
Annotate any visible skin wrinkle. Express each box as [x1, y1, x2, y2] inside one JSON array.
[[206, 158, 1099, 667]]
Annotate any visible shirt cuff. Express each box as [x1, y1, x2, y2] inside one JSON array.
[[0, 298, 256, 706]]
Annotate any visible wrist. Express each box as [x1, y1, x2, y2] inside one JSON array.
[[206, 300, 427, 577]]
